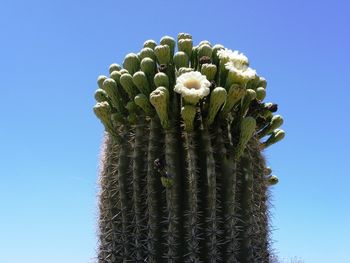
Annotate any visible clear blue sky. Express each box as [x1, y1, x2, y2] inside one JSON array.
[[0, 0, 349, 262]]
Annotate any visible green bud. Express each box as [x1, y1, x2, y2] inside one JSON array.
[[109, 70, 122, 84], [258, 77, 267, 89], [198, 40, 212, 47], [134, 93, 154, 116], [258, 115, 284, 138], [123, 53, 140, 75], [241, 89, 256, 117], [133, 71, 150, 96], [109, 63, 121, 74], [207, 87, 227, 125], [127, 112, 138, 124], [93, 102, 114, 134], [94, 88, 109, 103], [161, 176, 173, 188], [178, 38, 193, 59], [119, 69, 129, 75], [143, 39, 157, 50], [197, 44, 212, 59], [256, 87, 266, 101], [176, 67, 194, 77], [220, 84, 246, 117], [139, 47, 156, 61], [125, 101, 138, 113], [235, 116, 257, 158], [267, 175, 279, 186], [201, 63, 217, 81], [111, 112, 126, 125], [97, 75, 108, 89], [212, 44, 224, 65], [160, 35, 176, 57], [177, 32, 192, 41], [262, 129, 285, 149], [154, 45, 171, 65], [140, 57, 156, 77], [181, 104, 197, 131], [102, 78, 119, 108], [264, 167, 272, 175], [150, 87, 170, 129], [173, 51, 189, 69], [120, 73, 138, 99], [191, 46, 198, 69], [154, 72, 169, 88]]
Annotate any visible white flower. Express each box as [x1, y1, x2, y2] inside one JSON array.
[[174, 71, 211, 104], [217, 48, 249, 66], [225, 61, 257, 85]]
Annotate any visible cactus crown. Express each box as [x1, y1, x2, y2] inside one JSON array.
[[93, 33, 285, 263]]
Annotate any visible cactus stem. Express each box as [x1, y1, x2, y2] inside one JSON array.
[[183, 130, 201, 262], [117, 125, 133, 260]]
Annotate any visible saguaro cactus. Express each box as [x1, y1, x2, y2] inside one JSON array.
[[94, 33, 285, 263]]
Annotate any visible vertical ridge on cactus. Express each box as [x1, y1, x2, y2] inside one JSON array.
[[93, 33, 285, 262]]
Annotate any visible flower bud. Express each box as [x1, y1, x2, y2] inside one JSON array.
[[160, 35, 176, 57], [207, 87, 227, 125], [139, 47, 156, 61], [212, 44, 224, 65], [197, 44, 212, 59], [111, 112, 126, 125], [109, 63, 121, 74], [154, 72, 169, 88], [264, 167, 272, 175], [120, 73, 138, 99], [93, 102, 114, 134], [97, 75, 107, 89], [102, 78, 119, 108], [258, 76, 267, 89], [178, 38, 193, 59], [201, 63, 217, 81], [109, 71, 122, 83], [181, 104, 197, 131], [256, 87, 266, 101], [119, 69, 129, 75], [173, 51, 189, 69], [94, 88, 109, 103], [176, 67, 194, 77], [161, 176, 174, 188], [258, 115, 284, 138], [154, 45, 171, 65], [126, 101, 138, 113], [133, 71, 151, 96], [191, 46, 198, 69], [220, 84, 246, 117], [123, 53, 140, 75], [261, 129, 285, 149], [235, 116, 257, 158], [143, 39, 157, 50], [241, 89, 257, 117], [150, 87, 170, 129], [198, 40, 212, 47], [127, 112, 138, 124], [267, 175, 279, 186], [140, 57, 156, 77], [134, 93, 154, 116], [177, 32, 192, 41]]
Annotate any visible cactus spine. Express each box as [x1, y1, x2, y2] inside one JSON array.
[[94, 33, 285, 262]]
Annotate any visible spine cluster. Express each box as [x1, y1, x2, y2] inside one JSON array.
[[94, 33, 285, 263]]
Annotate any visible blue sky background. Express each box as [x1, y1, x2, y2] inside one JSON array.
[[0, 0, 349, 262]]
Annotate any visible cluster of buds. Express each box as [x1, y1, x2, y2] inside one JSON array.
[[94, 33, 285, 156]]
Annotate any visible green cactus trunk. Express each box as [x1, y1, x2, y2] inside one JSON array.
[[94, 33, 284, 262]]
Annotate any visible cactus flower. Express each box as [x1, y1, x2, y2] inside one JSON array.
[[174, 71, 211, 104]]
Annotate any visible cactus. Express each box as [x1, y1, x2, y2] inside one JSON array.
[[94, 33, 285, 263]]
